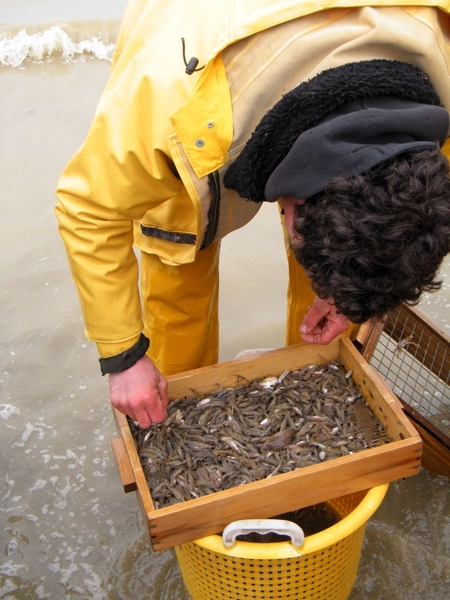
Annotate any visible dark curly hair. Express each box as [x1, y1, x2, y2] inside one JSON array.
[[292, 147, 450, 323]]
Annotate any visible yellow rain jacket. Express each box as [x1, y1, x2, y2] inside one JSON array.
[[56, 0, 450, 361]]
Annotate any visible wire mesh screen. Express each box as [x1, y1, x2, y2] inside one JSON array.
[[365, 304, 450, 441]]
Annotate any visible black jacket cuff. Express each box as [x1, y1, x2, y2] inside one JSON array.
[[99, 334, 150, 375]]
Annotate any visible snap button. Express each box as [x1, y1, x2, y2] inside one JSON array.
[[195, 139, 205, 148]]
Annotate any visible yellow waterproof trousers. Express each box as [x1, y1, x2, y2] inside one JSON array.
[[140, 241, 221, 376], [140, 220, 358, 377]]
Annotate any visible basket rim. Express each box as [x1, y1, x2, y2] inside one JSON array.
[[188, 483, 389, 559]]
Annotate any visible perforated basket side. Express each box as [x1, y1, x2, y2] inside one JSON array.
[[175, 488, 386, 600]]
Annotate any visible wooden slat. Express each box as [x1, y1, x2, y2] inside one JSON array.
[[340, 335, 419, 440], [355, 318, 388, 363], [110, 437, 137, 493], [165, 338, 342, 399], [396, 396, 450, 478], [113, 409, 155, 516], [147, 440, 420, 550], [410, 421, 450, 478]]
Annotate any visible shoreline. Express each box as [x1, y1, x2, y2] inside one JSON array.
[[0, 19, 122, 39]]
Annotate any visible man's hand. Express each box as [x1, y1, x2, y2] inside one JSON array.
[[300, 297, 350, 345], [109, 355, 168, 428]]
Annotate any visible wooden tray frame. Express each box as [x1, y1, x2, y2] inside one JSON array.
[[111, 336, 421, 551]]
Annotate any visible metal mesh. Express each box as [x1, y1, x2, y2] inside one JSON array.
[[367, 305, 450, 439]]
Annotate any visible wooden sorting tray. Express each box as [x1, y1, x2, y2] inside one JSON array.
[[111, 336, 422, 551]]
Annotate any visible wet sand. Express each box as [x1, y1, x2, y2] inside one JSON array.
[[1, 20, 449, 600]]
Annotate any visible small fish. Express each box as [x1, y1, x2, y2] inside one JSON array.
[[220, 436, 249, 456], [262, 428, 296, 451], [352, 402, 375, 446], [394, 334, 418, 357], [196, 397, 212, 408], [260, 376, 279, 389]]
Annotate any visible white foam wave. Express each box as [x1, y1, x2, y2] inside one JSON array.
[[0, 26, 115, 67], [0, 403, 20, 419]]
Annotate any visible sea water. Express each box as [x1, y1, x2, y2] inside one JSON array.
[[1, 2, 449, 598]]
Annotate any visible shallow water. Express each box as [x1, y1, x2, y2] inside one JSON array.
[[1, 5, 449, 599]]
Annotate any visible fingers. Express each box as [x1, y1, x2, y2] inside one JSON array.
[[300, 298, 332, 335], [301, 329, 331, 345], [108, 356, 169, 428], [157, 377, 169, 410], [130, 388, 168, 427], [112, 387, 167, 428], [300, 299, 350, 345], [300, 312, 319, 336], [132, 405, 154, 429]]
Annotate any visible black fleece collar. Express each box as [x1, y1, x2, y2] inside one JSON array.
[[223, 60, 445, 203]]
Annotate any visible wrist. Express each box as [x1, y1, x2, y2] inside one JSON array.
[[99, 333, 150, 375]]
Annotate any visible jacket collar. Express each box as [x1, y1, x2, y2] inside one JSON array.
[[223, 59, 444, 202]]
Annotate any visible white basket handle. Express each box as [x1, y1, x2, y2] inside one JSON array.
[[222, 519, 305, 549]]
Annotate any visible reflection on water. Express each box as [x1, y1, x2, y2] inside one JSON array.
[[1, 15, 449, 600]]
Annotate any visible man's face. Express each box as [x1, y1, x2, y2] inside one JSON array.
[[280, 195, 338, 312], [280, 196, 317, 277], [280, 196, 305, 246]]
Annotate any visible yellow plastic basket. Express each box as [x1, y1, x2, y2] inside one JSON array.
[[175, 484, 388, 600]]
